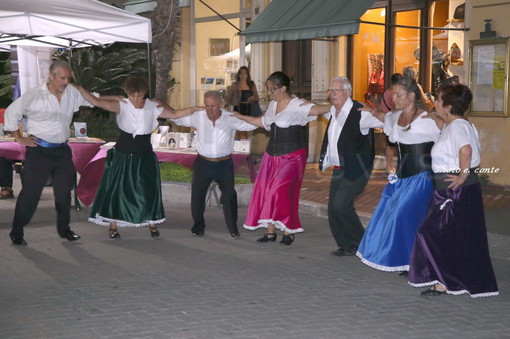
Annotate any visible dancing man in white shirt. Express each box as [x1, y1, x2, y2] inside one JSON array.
[[171, 91, 257, 237], [318, 77, 383, 256], [4, 60, 90, 246]]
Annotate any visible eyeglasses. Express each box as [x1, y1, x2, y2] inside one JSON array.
[[326, 88, 346, 95], [266, 86, 281, 94]]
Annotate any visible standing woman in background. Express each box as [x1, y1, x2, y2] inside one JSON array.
[[226, 66, 259, 139], [233, 71, 330, 245]]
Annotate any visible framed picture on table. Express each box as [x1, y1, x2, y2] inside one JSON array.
[[468, 38, 510, 116]]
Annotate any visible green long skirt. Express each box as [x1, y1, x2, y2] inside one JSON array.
[[88, 148, 165, 227]]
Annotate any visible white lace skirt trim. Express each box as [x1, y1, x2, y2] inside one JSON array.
[[407, 280, 500, 298], [243, 218, 304, 234], [88, 215, 165, 228], [356, 252, 409, 272]]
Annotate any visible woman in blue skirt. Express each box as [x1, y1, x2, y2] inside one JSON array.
[[408, 84, 498, 298], [356, 76, 441, 272], [75, 76, 199, 239]]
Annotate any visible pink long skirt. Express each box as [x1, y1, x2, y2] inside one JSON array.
[[243, 148, 307, 233]]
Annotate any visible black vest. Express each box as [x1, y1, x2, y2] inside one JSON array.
[[115, 129, 153, 155], [319, 100, 375, 180], [396, 141, 434, 178], [266, 123, 308, 156]]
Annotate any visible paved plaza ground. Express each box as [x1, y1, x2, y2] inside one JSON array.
[[1, 172, 509, 338]]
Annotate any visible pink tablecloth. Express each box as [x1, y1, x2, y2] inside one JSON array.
[[76, 148, 252, 207], [0, 140, 104, 174]]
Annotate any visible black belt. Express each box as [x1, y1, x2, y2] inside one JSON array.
[[199, 154, 231, 162]]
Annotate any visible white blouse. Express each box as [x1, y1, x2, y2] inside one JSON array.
[[431, 119, 481, 173], [116, 99, 163, 137], [383, 110, 440, 144], [262, 97, 315, 131]]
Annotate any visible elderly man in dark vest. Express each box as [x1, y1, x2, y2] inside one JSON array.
[[319, 77, 383, 256]]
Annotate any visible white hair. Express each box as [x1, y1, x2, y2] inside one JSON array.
[[330, 76, 352, 95]]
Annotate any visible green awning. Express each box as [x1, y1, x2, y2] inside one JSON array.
[[241, 0, 377, 43]]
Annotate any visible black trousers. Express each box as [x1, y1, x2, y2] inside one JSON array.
[[0, 156, 15, 187], [191, 156, 238, 234], [328, 168, 370, 249], [9, 145, 75, 239]]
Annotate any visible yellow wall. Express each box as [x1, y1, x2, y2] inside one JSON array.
[[195, 1, 239, 18], [468, 0, 510, 185], [195, 19, 240, 104]]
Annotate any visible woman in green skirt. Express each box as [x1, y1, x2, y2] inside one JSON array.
[[75, 76, 199, 238]]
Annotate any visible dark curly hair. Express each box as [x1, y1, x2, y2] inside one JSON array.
[[124, 75, 148, 95], [394, 76, 423, 109], [235, 66, 255, 90], [436, 84, 473, 116], [266, 71, 291, 95]]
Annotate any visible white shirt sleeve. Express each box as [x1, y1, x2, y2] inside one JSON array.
[[3, 92, 33, 131], [68, 85, 93, 111], [172, 114, 194, 128], [226, 114, 258, 131], [359, 110, 384, 135]]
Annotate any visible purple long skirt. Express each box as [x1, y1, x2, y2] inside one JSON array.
[[408, 182, 499, 298]]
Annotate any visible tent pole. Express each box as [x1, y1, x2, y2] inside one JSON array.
[[146, 43, 152, 98]]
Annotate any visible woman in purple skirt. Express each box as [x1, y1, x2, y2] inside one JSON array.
[[408, 84, 499, 298]]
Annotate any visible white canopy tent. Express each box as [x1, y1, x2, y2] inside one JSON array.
[[0, 0, 152, 93]]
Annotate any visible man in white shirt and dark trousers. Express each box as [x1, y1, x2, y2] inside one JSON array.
[[172, 91, 256, 237], [319, 77, 383, 256], [4, 60, 91, 246]]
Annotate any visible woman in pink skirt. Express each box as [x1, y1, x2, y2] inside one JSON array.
[[233, 72, 330, 245]]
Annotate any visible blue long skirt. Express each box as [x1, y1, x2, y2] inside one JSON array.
[[356, 171, 434, 271]]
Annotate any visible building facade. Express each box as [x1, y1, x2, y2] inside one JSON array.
[[164, 0, 509, 185]]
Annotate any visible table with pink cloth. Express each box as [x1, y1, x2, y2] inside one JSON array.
[[0, 137, 105, 174], [77, 147, 254, 206]]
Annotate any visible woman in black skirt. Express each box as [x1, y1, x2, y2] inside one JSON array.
[[408, 84, 499, 298]]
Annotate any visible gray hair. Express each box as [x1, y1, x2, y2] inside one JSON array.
[[402, 66, 417, 79], [330, 76, 352, 95], [49, 59, 72, 76], [204, 90, 222, 103]]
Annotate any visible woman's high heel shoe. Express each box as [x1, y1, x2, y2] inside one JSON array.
[[109, 228, 120, 239], [280, 234, 295, 246], [150, 225, 160, 238], [257, 233, 277, 242]]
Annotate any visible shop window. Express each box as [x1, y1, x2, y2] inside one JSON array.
[[352, 7, 386, 105], [394, 10, 421, 77], [431, 0, 465, 94]]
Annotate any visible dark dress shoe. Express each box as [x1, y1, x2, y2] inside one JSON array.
[[331, 248, 345, 256], [280, 234, 295, 246], [62, 229, 81, 241], [421, 286, 447, 296], [11, 237, 27, 246], [192, 229, 205, 237], [230, 231, 240, 238], [257, 233, 277, 242], [331, 247, 357, 256]]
